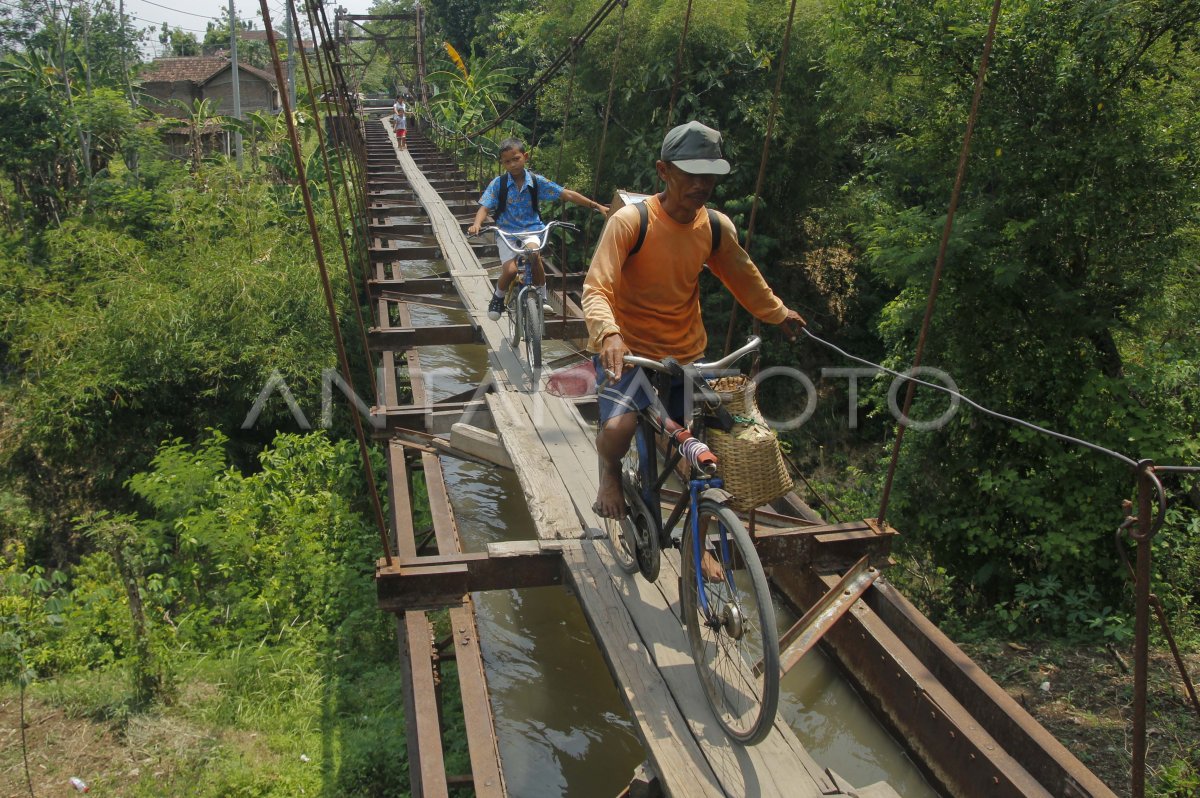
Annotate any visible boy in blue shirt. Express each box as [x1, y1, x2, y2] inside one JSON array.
[[468, 137, 608, 320]]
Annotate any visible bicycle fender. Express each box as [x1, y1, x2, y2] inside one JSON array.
[[700, 487, 734, 505]]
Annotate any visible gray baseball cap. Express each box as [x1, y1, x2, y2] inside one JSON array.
[[660, 121, 730, 175]]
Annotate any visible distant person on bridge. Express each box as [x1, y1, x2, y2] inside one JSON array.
[[582, 120, 806, 519], [392, 96, 407, 149], [467, 137, 609, 321]]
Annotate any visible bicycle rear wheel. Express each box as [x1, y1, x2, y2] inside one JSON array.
[[681, 499, 780, 744], [521, 290, 543, 370]]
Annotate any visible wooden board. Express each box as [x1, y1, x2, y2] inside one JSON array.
[[389, 122, 864, 798]]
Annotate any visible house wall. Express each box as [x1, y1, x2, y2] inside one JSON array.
[[205, 72, 278, 115], [142, 80, 201, 117]]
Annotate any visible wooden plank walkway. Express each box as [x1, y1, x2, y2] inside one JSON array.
[[380, 120, 874, 797]]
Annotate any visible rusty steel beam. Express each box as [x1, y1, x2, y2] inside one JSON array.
[[755, 520, 896, 572], [448, 603, 506, 797], [369, 324, 482, 349], [775, 555, 880, 676], [397, 611, 449, 797], [369, 246, 443, 261], [376, 544, 565, 611], [770, 567, 1116, 798], [378, 291, 464, 310], [375, 400, 493, 435], [863, 580, 1117, 798]]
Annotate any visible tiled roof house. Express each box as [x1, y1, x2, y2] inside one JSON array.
[[138, 56, 280, 118]]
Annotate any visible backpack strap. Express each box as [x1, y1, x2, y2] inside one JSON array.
[[495, 175, 508, 218], [530, 171, 541, 222], [628, 203, 722, 258], [629, 201, 649, 256], [707, 208, 722, 255]]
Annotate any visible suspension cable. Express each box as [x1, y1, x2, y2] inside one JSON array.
[[722, 0, 799, 359], [665, 0, 694, 129], [260, 1, 394, 566], [590, 0, 627, 204], [288, 0, 374, 402], [302, 0, 374, 318], [802, 329, 1139, 468], [876, 0, 1004, 529], [555, 54, 579, 336], [467, 0, 626, 138]]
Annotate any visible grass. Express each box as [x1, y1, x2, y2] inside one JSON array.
[[0, 647, 411, 798]]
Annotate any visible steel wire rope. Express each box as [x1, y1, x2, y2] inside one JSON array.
[[665, 0, 694, 130], [258, 0, 394, 565], [721, 0, 799, 359], [801, 327, 1140, 469], [465, 0, 626, 139], [301, 0, 373, 319], [554, 53, 579, 337], [582, 0, 627, 269], [285, 0, 374, 405], [313, 0, 371, 257], [876, 0, 1003, 529]]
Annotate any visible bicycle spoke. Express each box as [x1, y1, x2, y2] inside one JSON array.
[[682, 500, 779, 744]]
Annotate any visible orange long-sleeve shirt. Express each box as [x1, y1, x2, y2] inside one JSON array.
[[582, 195, 788, 363]]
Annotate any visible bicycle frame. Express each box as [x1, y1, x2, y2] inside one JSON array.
[[630, 372, 734, 618]]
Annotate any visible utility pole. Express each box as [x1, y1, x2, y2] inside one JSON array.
[[229, 0, 243, 169], [286, 2, 296, 110]]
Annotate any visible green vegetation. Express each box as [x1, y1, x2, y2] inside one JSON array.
[[412, 0, 1199, 792]]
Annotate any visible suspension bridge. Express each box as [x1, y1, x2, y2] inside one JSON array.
[[251, 1, 1199, 795]]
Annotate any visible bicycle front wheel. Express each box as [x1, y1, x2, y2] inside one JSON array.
[[521, 290, 543, 370], [681, 499, 780, 744]]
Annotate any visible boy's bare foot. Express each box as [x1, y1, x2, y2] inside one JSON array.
[[593, 467, 627, 519], [701, 551, 726, 583]]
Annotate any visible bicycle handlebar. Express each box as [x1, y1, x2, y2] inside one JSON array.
[[624, 336, 762, 374], [476, 221, 577, 253]]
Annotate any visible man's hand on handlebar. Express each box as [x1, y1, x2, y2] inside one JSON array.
[[600, 332, 630, 381], [778, 308, 806, 342]]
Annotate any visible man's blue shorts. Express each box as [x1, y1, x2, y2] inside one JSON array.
[[594, 355, 685, 426]]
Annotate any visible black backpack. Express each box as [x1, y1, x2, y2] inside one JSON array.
[[628, 202, 722, 258], [494, 172, 540, 220]]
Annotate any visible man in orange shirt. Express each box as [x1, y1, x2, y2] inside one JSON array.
[[583, 121, 805, 518]]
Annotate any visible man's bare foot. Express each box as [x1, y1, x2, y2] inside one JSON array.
[[593, 466, 627, 519], [700, 550, 726, 583]]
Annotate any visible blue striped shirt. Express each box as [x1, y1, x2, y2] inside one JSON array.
[[478, 169, 564, 234]]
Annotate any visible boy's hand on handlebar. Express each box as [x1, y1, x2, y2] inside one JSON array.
[[467, 223, 482, 236], [600, 332, 630, 380], [594, 203, 610, 215], [778, 309, 806, 342]]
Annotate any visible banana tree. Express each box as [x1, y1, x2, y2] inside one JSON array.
[[163, 98, 222, 173]]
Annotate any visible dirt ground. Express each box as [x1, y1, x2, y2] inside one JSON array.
[[958, 639, 1200, 797]]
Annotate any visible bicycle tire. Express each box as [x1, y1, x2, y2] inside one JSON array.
[[522, 289, 543, 370], [680, 499, 780, 744], [603, 443, 657, 576], [508, 287, 522, 350]]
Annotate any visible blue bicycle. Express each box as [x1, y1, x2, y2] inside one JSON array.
[[603, 336, 780, 744], [480, 221, 575, 371]]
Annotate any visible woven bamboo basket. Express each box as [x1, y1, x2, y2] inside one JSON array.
[[705, 376, 793, 512]]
